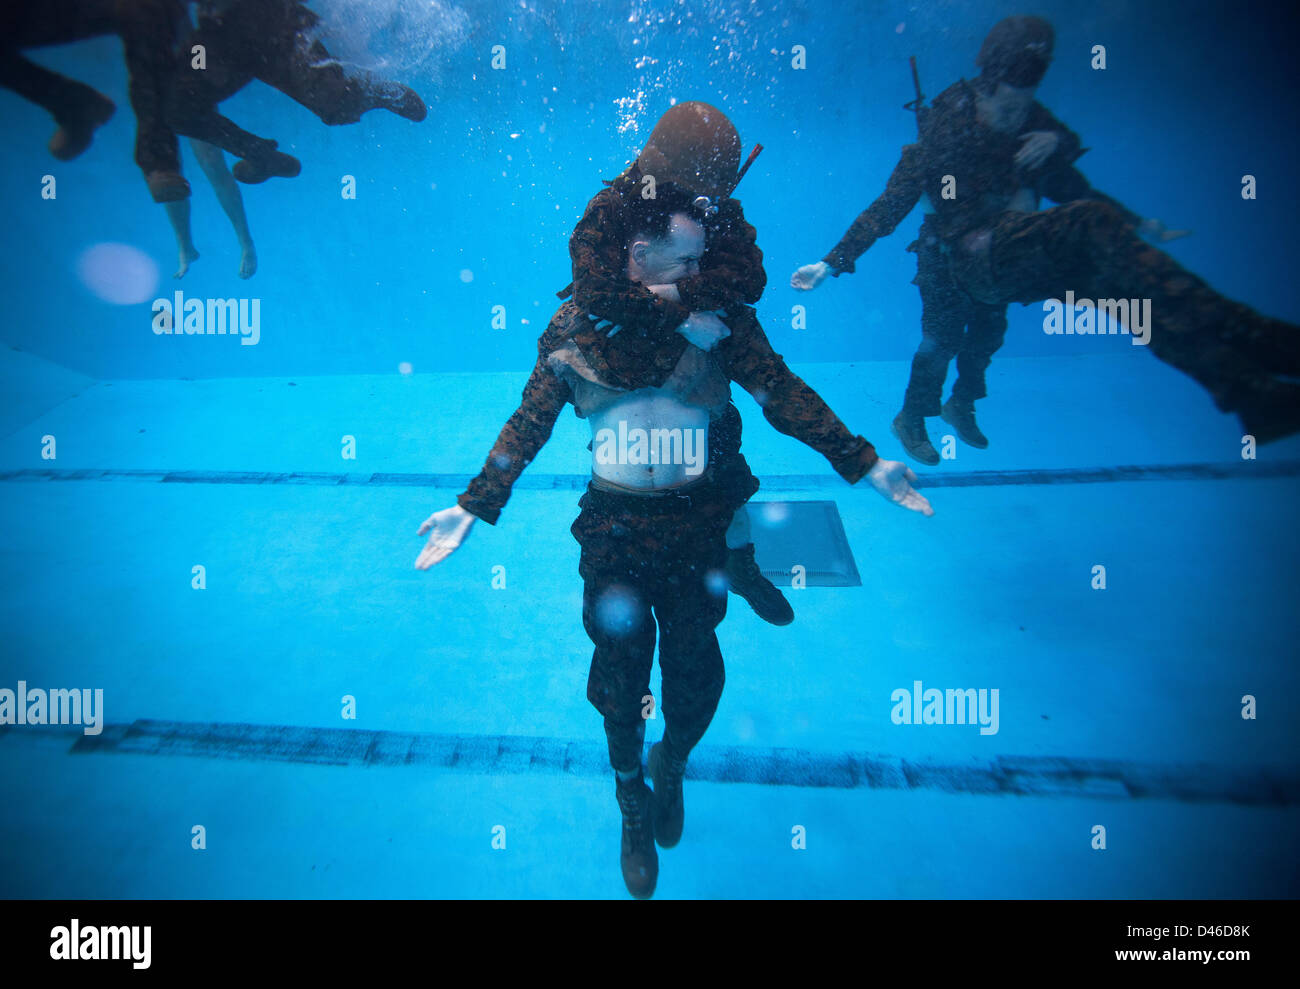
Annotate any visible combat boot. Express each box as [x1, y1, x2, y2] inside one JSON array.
[[232, 144, 302, 184], [648, 740, 687, 848], [146, 170, 192, 204], [1235, 378, 1300, 445], [48, 92, 115, 161], [891, 411, 940, 466], [940, 397, 989, 449], [725, 543, 793, 626], [373, 81, 428, 122], [615, 771, 657, 899]]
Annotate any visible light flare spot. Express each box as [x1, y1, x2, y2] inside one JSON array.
[[705, 568, 730, 597], [77, 242, 159, 305], [595, 585, 643, 638]]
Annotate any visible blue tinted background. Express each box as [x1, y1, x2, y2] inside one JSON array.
[[4, 0, 1298, 379], [0, 0, 1297, 900]]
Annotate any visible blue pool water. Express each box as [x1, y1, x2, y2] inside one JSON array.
[[1, 0, 1297, 899]]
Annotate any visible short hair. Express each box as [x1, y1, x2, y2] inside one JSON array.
[[622, 185, 698, 244]]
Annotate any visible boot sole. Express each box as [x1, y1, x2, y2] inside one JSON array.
[[728, 583, 794, 626], [232, 155, 302, 184], [624, 864, 657, 899], [726, 551, 794, 625]]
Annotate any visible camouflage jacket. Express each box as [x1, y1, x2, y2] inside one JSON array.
[[566, 169, 766, 333], [457, 303, 879, 525], [823, 79, 1141, 275], [556, 170, 768, 392]]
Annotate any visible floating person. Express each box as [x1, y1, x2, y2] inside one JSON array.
[[0, 1, 429, 200], [415, 194, 932, 899], [161, 0, 428, 185], [0, 0, 193, 203], [558, 101, 786, 625], [792, 15, 1300, 460], [164, 139, 257, 279]]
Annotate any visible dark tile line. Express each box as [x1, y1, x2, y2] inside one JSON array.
[[0, 460, 1297, 491], [2, 720, 1291, 806]]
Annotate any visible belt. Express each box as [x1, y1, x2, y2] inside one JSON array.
[[586, 472, 718, 514]]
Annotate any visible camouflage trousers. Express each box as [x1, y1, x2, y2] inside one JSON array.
[[163, 0, 399, 163], [947, 199, 1300, 440], [572, 441, 753, 774], [902, 221, 1009, 416], [0, 0, 182, 180]]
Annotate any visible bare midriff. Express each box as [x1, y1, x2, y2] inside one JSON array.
[[588, 389, 711, 491]]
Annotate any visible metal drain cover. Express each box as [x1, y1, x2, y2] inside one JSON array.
[[748, 500, 861, 587]]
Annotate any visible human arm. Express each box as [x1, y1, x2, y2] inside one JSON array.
[[606, 285, 733, 352], [720, 314, 933, 514], [1037, 160, 1144, 227], [572, 190, 765, 335], [1021, 105, 1152, 230], [719, 312, 880, 481], [416, 354, 569, 567], [1018, 103, 1084, 174], [452, 353, 571, 527], [569, 188, 693, 337], [673, 198, 766, 312], [812, 143, 925, 280]]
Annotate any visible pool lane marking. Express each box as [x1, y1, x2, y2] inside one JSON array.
[[3, 720, 1295, 807], [1, 460, 1298, 490]]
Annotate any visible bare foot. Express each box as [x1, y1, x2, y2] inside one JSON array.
[[174, 245, 199, 279], [239, 243, 257, 279]]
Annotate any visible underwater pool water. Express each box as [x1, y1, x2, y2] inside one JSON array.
[[1, 0, 1297, 900]]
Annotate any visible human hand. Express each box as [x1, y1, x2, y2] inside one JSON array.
[[1139, 217, 1192, 242], [676, 311, 730, 351], [791, 261, 831, 291], [646, 283, 681, 302], [415, 504, 477, 568], [1015, 130, 1059, 170], [867, 458, 934, 516], [586, 312, 624, 337]]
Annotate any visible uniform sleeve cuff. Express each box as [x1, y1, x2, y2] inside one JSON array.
[[457, 492, 499, 526], [834, 439, 879, 484]]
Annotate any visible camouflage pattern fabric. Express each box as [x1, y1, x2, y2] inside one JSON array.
[[573, 478, 734, 773], [456, 302, 878, 526]]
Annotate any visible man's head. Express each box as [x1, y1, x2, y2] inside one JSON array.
[[623, 197, 705, 286], [976, 16, 1054, 91]]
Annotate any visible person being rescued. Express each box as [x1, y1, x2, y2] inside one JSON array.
[[792, 15, 1300, 459]]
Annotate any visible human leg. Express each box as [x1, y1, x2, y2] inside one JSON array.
[[965, 200, 1300, 441], [160, 16, 301, 185], [711, 400, 792, 626], [163, 197, 199, 278], [896, 247, 968, 464], [942, 302, 1009, 448], [646, 485, 731, 848], [572, 488, 660, 898], [0, 51, 115, 161], [190, 139, 257, 278]]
